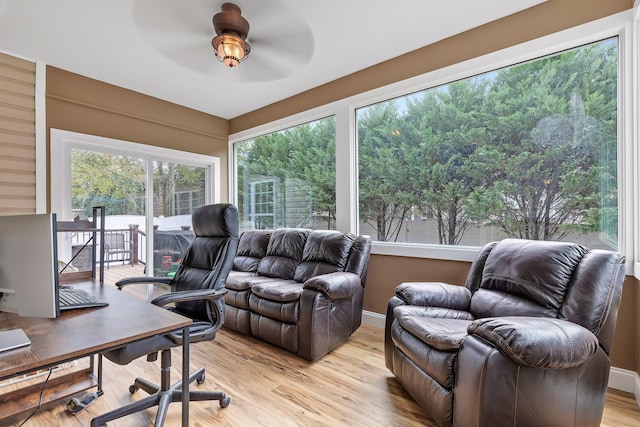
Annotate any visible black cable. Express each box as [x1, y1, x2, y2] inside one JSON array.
[[18, 367, 53, 426]]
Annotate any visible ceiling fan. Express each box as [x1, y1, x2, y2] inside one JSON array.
[[132, 0, 315, 82], [211, 3, 250, 68]]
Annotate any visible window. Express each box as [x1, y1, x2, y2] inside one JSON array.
[[234, 116, 336, 231], [229, 14, 630, 263], [357, 38, 618, 250]]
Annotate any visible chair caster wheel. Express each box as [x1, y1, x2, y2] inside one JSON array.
[[128, 384, 139, 394], [196, 373, 205, 384], [220, 396, 231, 408]]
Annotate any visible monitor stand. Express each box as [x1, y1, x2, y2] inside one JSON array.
[[0, 328, 31, 353]]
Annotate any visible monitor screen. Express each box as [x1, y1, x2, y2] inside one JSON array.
[[0, 213, 60, 318]]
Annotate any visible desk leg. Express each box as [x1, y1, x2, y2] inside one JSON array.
[[182, 325, 190, 427]]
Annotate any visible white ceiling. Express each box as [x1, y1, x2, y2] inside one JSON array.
[[0, 0, 546, 120]]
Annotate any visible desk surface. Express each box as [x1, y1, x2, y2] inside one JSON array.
[[0, 281, 192, 381]]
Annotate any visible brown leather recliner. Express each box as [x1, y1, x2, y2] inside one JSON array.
[[384, 238, 625, 427]]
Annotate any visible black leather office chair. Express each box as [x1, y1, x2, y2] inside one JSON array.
[[91, 203, 238, 427]]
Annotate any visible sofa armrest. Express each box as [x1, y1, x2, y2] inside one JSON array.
[[468, 316, 599, 369], [395, 282, 471, 311], [303, 272, 362, 299]]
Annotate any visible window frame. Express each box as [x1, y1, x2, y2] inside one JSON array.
[[229, 11, 634, 272], [50, 128, 221, 224]]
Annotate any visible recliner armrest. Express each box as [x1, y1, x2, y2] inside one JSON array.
[[303, 272, 361, 299], [395, 282, 471, 311], [468, 316, 599, 369]]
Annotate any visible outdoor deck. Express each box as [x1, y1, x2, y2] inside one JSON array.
[[101, 262, 167, 300]]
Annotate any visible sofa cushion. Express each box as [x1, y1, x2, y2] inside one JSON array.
[[251, 280, 302, 302], [394, 306, 471, 351], [390, 320, 460, 389], [233, 230, 272, 272], [225, 271, 282, 291], [249, 288, 300, 324], [257, 228, 310, 279], [293, 230, 355, 283]]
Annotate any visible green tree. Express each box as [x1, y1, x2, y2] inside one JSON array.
[[237, 117, 336, 229], [404, 79, 490, 244], [71, 150, 145, 216], [481, 41, 617, 240], [357, 101, 415, 241]]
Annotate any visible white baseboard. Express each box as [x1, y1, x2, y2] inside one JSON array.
[[609, 367, 640, 404], [362, 310, 385, 329], [363, 311, 640, 409]]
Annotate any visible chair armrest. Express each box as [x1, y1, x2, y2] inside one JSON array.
[[115, 276, 172, 290], [468, 316, 599, 369], [150, 288, 227, 307], [395, 282, 471, 311], [155, 288, 228, 344], [303, 272, 362, 299]]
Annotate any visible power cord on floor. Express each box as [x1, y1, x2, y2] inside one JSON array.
[[18, 367, 53, 426]]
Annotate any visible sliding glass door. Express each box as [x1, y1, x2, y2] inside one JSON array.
[[51, 130, 220, 288]]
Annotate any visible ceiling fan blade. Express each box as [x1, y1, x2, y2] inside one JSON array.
[[233, 51, 296, 82], [133, 0, 216, 37], [161, 42, 220, 76], [131, 0, 315, 82]]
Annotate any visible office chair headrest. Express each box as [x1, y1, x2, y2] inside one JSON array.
[[192, 203, 238, 239]]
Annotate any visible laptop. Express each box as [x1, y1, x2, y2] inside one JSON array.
[[0, 328, 31, 353]]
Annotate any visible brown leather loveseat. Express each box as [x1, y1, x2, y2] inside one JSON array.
[[385, 238, 625, 427], [224, 228, 371, 361]]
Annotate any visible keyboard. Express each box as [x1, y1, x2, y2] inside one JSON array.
[[59, 287, 109, 310]]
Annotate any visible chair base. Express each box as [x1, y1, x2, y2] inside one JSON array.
[[91, 351, 230, 427]]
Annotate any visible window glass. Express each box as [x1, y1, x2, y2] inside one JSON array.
[[235, 116, 336, 231], [357, 38, 618, 250]]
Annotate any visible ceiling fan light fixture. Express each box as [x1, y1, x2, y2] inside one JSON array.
[[212, 33, 250, 68], [211, 3, 251, 68]]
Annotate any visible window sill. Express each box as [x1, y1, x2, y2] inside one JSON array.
[[370, 242, 479, 262]]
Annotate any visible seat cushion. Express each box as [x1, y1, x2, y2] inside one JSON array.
[[392, 306, 472, 389], [249, 295, 299, 325], [225, 271, 282, 291], [394, 306, 471, 351], [391, 319, 463, 390], [251, 280, 302, 302]]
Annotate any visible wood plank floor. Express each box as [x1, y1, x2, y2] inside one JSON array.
[[5, 264, 640, 426]]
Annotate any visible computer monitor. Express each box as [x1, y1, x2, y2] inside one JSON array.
[[0, 213, 60, 318]]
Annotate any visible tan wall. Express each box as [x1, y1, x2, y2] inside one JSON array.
[[45, 66, 230, 210]]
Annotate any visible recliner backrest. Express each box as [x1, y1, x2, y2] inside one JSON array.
[[465, 238, 625, 352], [257, 228, 310, 279], [170, 203, 239, 321], [233, 230, 272, 272], [293, 230, 356, 283], [345, 235, 372, 286]]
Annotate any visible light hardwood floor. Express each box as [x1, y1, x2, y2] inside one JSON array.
[[7, 265, 640, 426]]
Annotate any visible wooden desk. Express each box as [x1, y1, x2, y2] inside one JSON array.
[[0, 281, 192, 426]]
